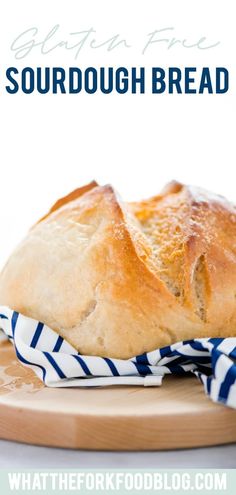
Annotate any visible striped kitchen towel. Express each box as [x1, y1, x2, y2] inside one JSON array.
[[0, 306, 236, 409]]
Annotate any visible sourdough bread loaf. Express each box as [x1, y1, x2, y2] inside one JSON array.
[[0, 181, 236, 358]]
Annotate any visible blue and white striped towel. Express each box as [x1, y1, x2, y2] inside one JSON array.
[[0, 306, 236, 409]]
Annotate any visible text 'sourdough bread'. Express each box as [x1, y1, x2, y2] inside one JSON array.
[[0, 181, 236, 359]]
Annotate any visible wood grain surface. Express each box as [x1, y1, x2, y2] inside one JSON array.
[[0, 340, 236, 450]]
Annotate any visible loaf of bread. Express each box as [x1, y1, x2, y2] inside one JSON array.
[[0, 181, 236, 359]]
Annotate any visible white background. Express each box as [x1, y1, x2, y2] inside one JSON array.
[[0, 0, 235, 267]]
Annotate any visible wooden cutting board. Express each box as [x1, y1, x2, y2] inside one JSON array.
[[0, 340, 236, 450]]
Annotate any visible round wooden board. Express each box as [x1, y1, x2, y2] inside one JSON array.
[[0, 340, 236, 450]]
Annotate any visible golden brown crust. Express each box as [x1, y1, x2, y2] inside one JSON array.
[[0, 181, 236, 358], [37, 180, 98, 224]]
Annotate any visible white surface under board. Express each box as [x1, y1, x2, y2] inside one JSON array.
[[0, 440, 236, 469]]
